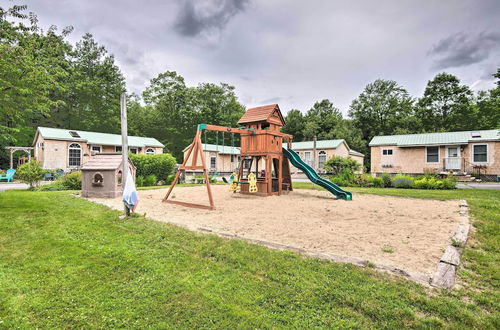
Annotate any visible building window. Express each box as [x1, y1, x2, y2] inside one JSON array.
[[382, 149, 393, 155], [473, 144, 488, 162], [68, 143, 81, 166], [230, 154, 235, 163], [130, 148, 138, 154], [210, 153, 217, 168], [243, 157, 251, 169], [115, 146, 122, 152], [318, 151, 327, 169], [304, 151, 312, 166], [146, 148, 155, 155], [91, 145, 101, 153], [426, 146, 439, 163]]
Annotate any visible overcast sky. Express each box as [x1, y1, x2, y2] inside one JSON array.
[[6, 0, 500, 115]]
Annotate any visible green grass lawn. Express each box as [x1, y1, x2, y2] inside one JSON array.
[[0, 187, 498, 328]]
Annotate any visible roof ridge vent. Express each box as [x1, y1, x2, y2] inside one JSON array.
[[471, 131, 481, 138]]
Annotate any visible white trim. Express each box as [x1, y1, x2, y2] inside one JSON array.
[[68, 143, 82, 167], [381, 148, 394, 156], [90, 145, 102, 153], [471, 143, 489, 163], [425, 146, 440, 163], [145, 148, 155, 155]]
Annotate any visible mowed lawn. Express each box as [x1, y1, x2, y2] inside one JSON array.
[[0, 188, 498, 328]]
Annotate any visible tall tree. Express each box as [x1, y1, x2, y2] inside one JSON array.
[[416, 73, 473, 132], [474, 68, 500, 129], [303, 99, 343, 140], [142, 71, 245, 160], [348, 79, 415, 142], [62, 33, 125, 133], [282, 109, 305, 141]]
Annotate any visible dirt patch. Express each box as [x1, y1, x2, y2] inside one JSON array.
[[89, 186, 462, 276]]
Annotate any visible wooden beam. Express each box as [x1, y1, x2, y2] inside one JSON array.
[[164, 200, 214, 210], [202, 124, 253, 135]]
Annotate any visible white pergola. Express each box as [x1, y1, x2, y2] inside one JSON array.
[[5, 146, 33, 169]]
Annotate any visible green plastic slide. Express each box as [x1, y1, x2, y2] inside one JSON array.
[[283, 148, 352, 200]]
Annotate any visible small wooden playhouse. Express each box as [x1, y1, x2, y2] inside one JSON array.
[[81, 153, 135, 198]]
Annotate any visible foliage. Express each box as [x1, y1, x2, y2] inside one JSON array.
[[380, 173, 392, 188], [36, 171, 81, 191], [165, 173, 176, 185], [416, 73, 473, 132], [323, 155, 361, 175], [129, 153, 176, 182], [136, 71, 246, 160], [303, 99, 343, 140], [0, 188, 499, 327], [282, 109, 305, 141], [15, 160, 46, 188], [135, 175, 144, 187], [144, 174, 157, 187], [61, 171, 82, 190], [349, 79, 416, 141]]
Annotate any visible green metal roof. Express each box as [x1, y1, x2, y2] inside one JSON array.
[[348, 150, 364, 157], [369, 129, 500, 147], [286, 139, 345, 150], [36, 127, 164, 148]]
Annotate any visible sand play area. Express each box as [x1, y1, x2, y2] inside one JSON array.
[[89, 186, 463, 277]]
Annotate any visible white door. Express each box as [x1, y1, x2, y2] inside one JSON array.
[[445, 147, 460, 170]]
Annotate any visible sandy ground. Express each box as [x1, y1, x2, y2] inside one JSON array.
[[89, 186, 462, 276]]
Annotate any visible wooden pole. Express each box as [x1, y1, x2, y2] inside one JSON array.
[[120, 92, 130, 216]]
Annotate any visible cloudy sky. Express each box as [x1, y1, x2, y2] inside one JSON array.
[[7, 0, 500, 115]]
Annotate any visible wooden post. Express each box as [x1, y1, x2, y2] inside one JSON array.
[[120, 92, 130, 216], [313, 135, 317, 171], [9, 149, 13, 169]]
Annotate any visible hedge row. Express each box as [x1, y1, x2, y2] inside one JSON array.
[[129, 153, 176, 182]]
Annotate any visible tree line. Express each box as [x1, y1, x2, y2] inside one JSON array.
[[283, 72, 499, 168], [1, 4, 498, 169]]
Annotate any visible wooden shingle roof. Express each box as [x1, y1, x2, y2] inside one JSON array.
[[237, 104, 285, 126]]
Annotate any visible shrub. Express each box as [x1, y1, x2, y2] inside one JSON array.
[[129, 153, 176, 182], [330, 176, 350, 187], [380, 173, 392, 188], [144, 174, 157, 187], [370, 176, 384, 188], [16, 161, 46, 188], [393, 178, 414, 189], [323, 155, 361, 175], [136, 176, 144, 187], [165, 174, 176, 185], [61, 171, 82, 190], [37, 180, 67, 191]]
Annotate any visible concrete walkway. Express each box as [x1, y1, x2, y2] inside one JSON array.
[[457, 182, 500, 190], [0, 182, 29, 192]]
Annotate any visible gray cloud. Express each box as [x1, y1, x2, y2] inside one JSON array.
[[429, 31, 500, 70], [174, 0, 250, 37]]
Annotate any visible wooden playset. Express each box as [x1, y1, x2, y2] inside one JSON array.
[[163, 104, 294, 210], [163, 104, 352, 210]]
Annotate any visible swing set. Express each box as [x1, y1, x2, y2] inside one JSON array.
[[163, 104, 294, 210]]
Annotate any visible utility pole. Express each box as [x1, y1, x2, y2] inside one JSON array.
[[313, 135, 317, 171], [120, 92, 130, 216]]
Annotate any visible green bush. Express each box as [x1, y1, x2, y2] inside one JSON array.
[[370, 176, 384, 188], [165, 174, 176, 185], [323, 156, 361, 175], [380, 173, 392, 188], [37, 180, 67, 191], [413, 176, 457, 190], [136, 176, 145, 187], [16, 161, 46, 188], [60, 171, 82, 190], [393, 178, 415, 189], [144, 174, 157, 187], [330, 176, 350, 187], [129, 153, 176, 182]]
